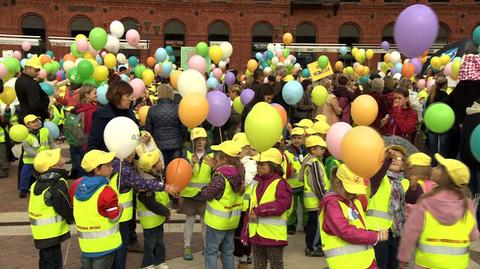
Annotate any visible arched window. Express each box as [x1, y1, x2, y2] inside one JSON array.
[[252, 22, 273, 58], [208, 21, 230, 42], [295, 23, 316, 43], [70, 17, 93, 37], [381, 23, 394, 44], [338, 24, 360, 46], [435, 24, 449, 44], [164, 20, 186, 65], [21, 14, 46, 54]]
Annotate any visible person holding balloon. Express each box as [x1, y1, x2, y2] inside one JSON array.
[[381, 88, 418, 143], [241, 84, 275, 131]]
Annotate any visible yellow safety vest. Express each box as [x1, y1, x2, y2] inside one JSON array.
[[73, 185, 122, 254], [248, 178, 292, 241], [242, 183, 254, 212], [28, 179, 70, 240], [204, 173, 243, 230], [0, 127, 4, 143], [136, 191, 170, 229], [180, 151, 213, 198], [366, 176, 409, 231], [284, 150, 303, 189], [303, 159, 329, 210], [319, 199, 375, 269], [23, 128, 50, 164], [51, 105, 65, 125], [415, 211, 474, 269], [109, 173, 133, 223]]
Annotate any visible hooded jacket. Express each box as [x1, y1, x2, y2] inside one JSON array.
[[75, 102, 98, 135]]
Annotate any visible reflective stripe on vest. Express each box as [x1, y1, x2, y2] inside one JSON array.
[[366, 209, 393, 220], [188, 182, 209, 189], [324, 245, 372, 258], [120, 201, 133, 209], [78, 224, 119, 239], [180, 151, 213, 198], [285, 150, 304, 189], [30, 215, 64, 226], [206, 204, 242, 218], [110, 173, 133, 222], [23, 128, 50, 164], [249, 217, 286, 226], [417, 243, 468, 255], [136, 191, 170, 229]]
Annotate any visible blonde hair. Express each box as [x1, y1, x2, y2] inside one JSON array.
[[404, 164, 432, 180], [157, 84, 174, 100], [79, 84, 97, 104]]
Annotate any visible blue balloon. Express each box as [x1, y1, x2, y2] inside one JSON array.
[[20, 58, 27, 69], [255, 52, 263, 61], [267, 51, 274, 60], [46, 50, 54, 58], [207, 77, 219, 89], [169, 55, 176, 63], [339, 46, 348, 56], [165, 46, 174, 55], [162, 61, 172, 76], [128, 56, 138, 68], [301, 69, 310, 78], [155, 48, 168, 62], [120, 74, 129, 82], [95, 55, 103, 65], [395, 63, 403, 72], [39, 82, 54, 96], [97, 84, 109, 105], [358, 75, 369, 84], [43, 121, 60, 140], [282, 81, 303, 105], [27, 53, 32, 59]]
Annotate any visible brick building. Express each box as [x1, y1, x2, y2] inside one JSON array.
[[0, 0, 479, 71]]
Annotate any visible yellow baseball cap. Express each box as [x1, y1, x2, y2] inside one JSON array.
[[435, 154, 470, 187], [305, 135, 327, 148], [211, 140, 241, 157], [33, 148, 62, 173], [191, 127, 207, 140], [306, 121, 330, 135], [25, 55, 42, 69], [408, 152, 431, 167], [138, 149, 161, 172], [24, 114, 40, 124], [283, 75, 294, 82], [232, 132, 250, 148], [290, 127, 305, 136], [336, 164, 366, 194], [81, 150, 116, 172], [252, 148, 282, 165], [417, 90, 428, 100], [295, 119, 314, 128], [315, 114, 327, 122]]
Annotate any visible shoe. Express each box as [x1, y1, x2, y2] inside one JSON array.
[[127, 241, 143, 253], [305, 248, 324, 257], [19, 191, 27, 198], [183, 246, 193, 260], [156, 263, 169, 269]]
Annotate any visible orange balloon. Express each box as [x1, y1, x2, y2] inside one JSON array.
[[335, 61, 344, 72], [362, 66, 370, 76], [147, 57, 156, 68], [402, 63, 415, 78], [179, 94, 209, 128], [354, 64, 364, 76], [247, 59, 258, 73], [40, 55, 52, 65], [170, 70, 182, 89], [341, 126, 385, 178], [138, 106, 150, 126], [166, 158, 192, 191], [351, 95, 379, 126], [283, 32, 293, 45], [63, 54, 76, 62], [271, 103, 287, 128], [384, 53, 391, 63]]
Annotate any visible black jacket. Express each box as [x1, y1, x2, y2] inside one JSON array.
[[137, 173, 171, 218], [15, 73, 50, 123], [32, 169, 73, 249]]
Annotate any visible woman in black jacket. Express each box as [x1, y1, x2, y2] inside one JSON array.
[[240, 83, 275, 131]]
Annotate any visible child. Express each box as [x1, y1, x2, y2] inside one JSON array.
[[285, 127, 307, 235], [305, 120, 330, 140], [201, 140, 244, 269], [398, 154, 479, 269], [0, 106, 9, 178], [137, 150, 171, 269], [29, 148, 73, 269], [320, 164, 388, 269], [242, 148, 293, 269], [179, 127, 213, 260], [20, 114, 54, 198], [295, 119, 314, 130], [298, 135, 330, 256], [72, 150, 123, 269]]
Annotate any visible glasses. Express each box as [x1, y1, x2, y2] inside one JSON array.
[[393, 156, 404, 161]]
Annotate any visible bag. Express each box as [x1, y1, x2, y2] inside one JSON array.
[[64, 111, 87, 147]]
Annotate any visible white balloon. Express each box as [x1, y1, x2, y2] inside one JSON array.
[[105, 34, 120, 54], [110, 20, 125, 39], [75, 58, 84, 66], [218, 60, 227, 70], [172, 64, 177, 70], [271, 57, 279, 65], [177, 69, 207, 97], [116, 53, 127, 64], [225, 58, 230, 64], [284, 59, 291, 66], [103, 116, 140, 159], [274, 43, 283, 51], [267, 43, 275, 52], [63, 60, 75, 72], [391, 51, 401, 64], [220, 42, 233, 60], [4, 78, 17, 88], [294, 63, 301, 71], [263, 67, 272, 75]]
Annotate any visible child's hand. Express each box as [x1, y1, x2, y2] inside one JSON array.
[[249, 209, 257, 222], [378, 229, 389, 242], [204, 155, 216, 168], [166, 184, 179, 196], [191, 155, 198, 164]]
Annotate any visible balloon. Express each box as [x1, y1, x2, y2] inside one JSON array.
[[0, 63, 7, 79], [38, 69, 47, 79], [219, 60, 227, 70], [317, 55, 329, 69], [358, 75, 369, 85], [402, 63, 415, 78], [474, 26, 480, 46], [471, 125, 480, 162], [170, 70, 182, 89], [451, 60, 461, 75], [188, 55, 207, 74], [195, 42, 209, 57], [430, 56, 441, 69], [233, 96, 244, 114], [104, 116, 140, 159], [326, 122, 352, 160], [362, 66, 370, 76], [264, 67, 272, 75], [77, 60, 94, 80], [209, 45, 223, 64], [417, 79, 426, 89], [128, 56, 139, 68], [63, 60, 75, 72], [9, 124, 29, 142], [212, 68, 223, 80], [245, 102, 283, 152], [302, 68, 310, 78], [384, 53, 391, 63], [390, 51, 401, 64], [394, 4, 438, 58], [144, 57, 155, 68], [427, 78, 435, 90], [134, 64, 147, 78], [103, 53, 116, 69], [12, 51, 22, 60], [206, 91, 231, 127], [138, 106, 150, 126], [354, 64, 364, 76], [381, 41, 390, 51], [410, 58, 422, 74], [366, 49, 374, 60], [334, 61, 343, 72], [247, 59, 258, 73], [207, 77, 219, 89], [440, 54, 451, 65], [76, 38, 89, 53], [443, 62, 452, 76], [96, 84, 108, 105], [142, 69, 155, 85], [240, 88, 255, 105], [105, 35, 120, 54], [126, 29, 140, 47], [161, 61, 172, 76], [155, 48, 168, 62], [177, 69, 207, 97], [179, 94, 209, 128], [341, 126, 385, 178], [120, 74, 129, 82], [3, 57, 20, 73], [311, 86, 328, 106], [351, 95, 378, 126], [21, 41, 31, 51], [39, 82, 54, 96], [117, 53, 127, 64], [43, 121, 60, 140], [129, 78, 146, 98], [339, 46, 348, 56], [282, 80, 303, 105], [92, 65, 108, 82], [424, 102, 455, 133], [271, 103, 288, 128], [166, 158, 192, 191], [89, 27, 108, 50], [224, 72, 235, 87], [344, 66, 354, 76], [110, 20, 125, 39], [283, 32, 293, 45], [0, 86, 16, 104], [220, 42, 233, 60]]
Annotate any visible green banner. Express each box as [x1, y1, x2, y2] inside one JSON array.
[[180, 47, 212, 71]]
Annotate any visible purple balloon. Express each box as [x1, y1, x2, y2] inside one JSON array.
[[394, 4, 439, 58], [381, 41, 390, 51], [410, 58, 423, 74], [240, 88, 255, 105], [215, 83, 224, 92], [206, 90, 231, 127], [224, 72, 235, 87]]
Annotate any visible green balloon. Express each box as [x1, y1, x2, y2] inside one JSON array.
[[245, 102, 283, 152], [424, 102, 455, 133], [77, 60, 94, 79], [70, 42, 83, 58], [9, 124, 29, 142], [317, 55, 329, 69], [311, 85, 328, 106], [196, 42, 209, 57], [89, 27, 108, 50], [67, 67, 79, 83], [3, 57, 20, 73], [51, 61, 60, 73], [134, 64, 146, 78], [44, 62, 53, 73], [232, 97, 244, 114], [282, 48, 290, 57]]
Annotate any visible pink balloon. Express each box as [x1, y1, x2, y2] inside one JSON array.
[[154, 64, 161, 75], [416, 79, 426, 89], [88, 44, 98, 56], [210, 64, 216, 70], [126, 29, 140, 47], [275, 49, 282, 58], [76, 39, 89, 52], [443, 62, 452, 76], [326, 122, 352, 160], [130, 78, 145, 98], [0, 63, 7, 79], [188, 55, 207, 74], [427, 79, 435, 90], [21, 41, 31, 51], [38, 69, 47, 79], [213, 68, 222, 80], [13, 51, 22, 60], [101, 51, 107, 58]]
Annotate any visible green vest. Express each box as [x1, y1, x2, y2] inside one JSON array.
[[204, 173, 243, 230], [110, 173, 134, 223], [366, 175, 409, 231], [180, 151, 213, 198], [73, 185, 122, 254], [137, 191, 170, 229], [248, 178, 292, 241], [284, 150, 303, 189], [302, 157, 329, 210], [28, 179, 70, 240], [319, 199, 375, 269], [23, 128, 50, 164]]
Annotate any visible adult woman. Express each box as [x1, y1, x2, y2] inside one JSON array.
[[241, 84, 275, 131], [367, 78, 390, 132], [88, 80, 137, 151], [382, 88, 418, 142], [292, 79, 315, 123], [145, 84, 186, 166]]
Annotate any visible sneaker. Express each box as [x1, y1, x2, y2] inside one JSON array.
[[19, 191, 27, 198], [183, 246, 193, 260], [305, 248, 325, 257], [156, 263, 169, 269]]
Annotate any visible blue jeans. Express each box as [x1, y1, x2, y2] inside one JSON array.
[[205, 226, 235, 269], [427, 131, 451, 164], [305, 210, 320, 250], [39, 244, 62, 269], [19, 163, 34, 192], [70, 146, 86, 177], [112, 221, 129, 269], [142, 225, 165, 267]]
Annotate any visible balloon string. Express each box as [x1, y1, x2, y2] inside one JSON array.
[[118, 160, 122, 191], [219, 127, 223, 142], [437, 134, 441, 155]]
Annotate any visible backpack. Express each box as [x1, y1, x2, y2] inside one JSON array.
[[64, 111, 87, 147]]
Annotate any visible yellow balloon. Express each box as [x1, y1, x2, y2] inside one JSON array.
[[0, 86, 16, 105], [335, 61, 343, 72], [138, 106, 150, 126], [430, 56, 441, 69], [94, 65, 109, 82], [283, 33, 293, 45], [351, 47, 359, 57], [170, 70, 182, 89], [142, 69, 155, 85], [440, 54, 450, 65], [209, 45, 223, 64], [384, 53, 391, 63], [366, 49, 374, 60], [247, 59, 258, 73], [104, 53, 116, 69], [84, 52, 94, 60], [75, 34, 87, 41], [362, 66, 370, 76], [354, 65, 364, 76], [88, 59, 98, 67]]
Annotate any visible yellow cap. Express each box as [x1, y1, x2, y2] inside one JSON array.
[[81, 150, 116, 173], [408, 152, 432, 167], [290, 127, 305, 136], [295, 119, 314, 128], [417, 90, 428, 100], [24, 114, 40, 124], [252, 148, 282, 165], [232, 132, 250, 148], [211, 140, 241, 157], [33, 148, 62, 173], [390, 145, 407, 156], [306, 121, 330, 135], [315, 114, 327, 122], [25, 55, 42, 69], [283, 75, 294, 82], [305, 135, 327, 148], [191, 127, 208, 140], [138, 149, 161, 172], [336, 164, 366, 194], [435, 154, 470, 187]]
